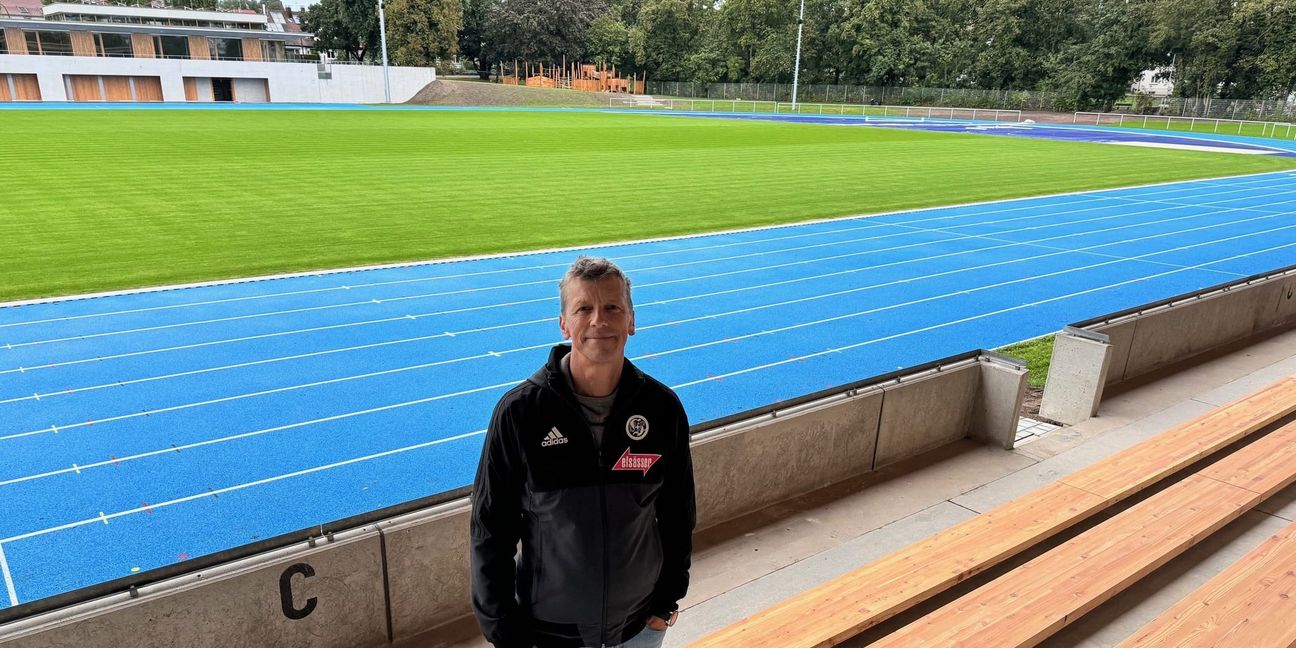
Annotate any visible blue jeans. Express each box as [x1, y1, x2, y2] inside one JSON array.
[[597, 626, 667, 648]]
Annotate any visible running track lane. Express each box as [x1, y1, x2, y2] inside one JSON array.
[[2, 171, 1296, 608]]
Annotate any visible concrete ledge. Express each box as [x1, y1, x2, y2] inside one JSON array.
[[692, 387, 883, 530], [0, 527, 388, 648], [874, 364, 979, 468], [1045, 267, 1296, 424], [380, 502, 473, 644]]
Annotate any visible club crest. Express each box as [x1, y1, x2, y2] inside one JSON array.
[[625, 414, 649, 441]]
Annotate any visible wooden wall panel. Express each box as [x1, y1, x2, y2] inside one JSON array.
[[67, 75, 102, 101], [183, 76, 197, 101], [133, 76, 163, 102], [131, 33, 155, 58], [0, 76, 11, 102], [12, 74, 40, 100], [4, 28, 28, 54], [70, 31, 96, 56], [241, 38, 262, 62], [103, 75, 132, 101], [188, 36, 209, 60]]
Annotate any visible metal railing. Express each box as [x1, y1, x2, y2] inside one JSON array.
[[610, 96, 1023, 122], [647, 80, 1061, 111], [1075, 111, 1296, 140]]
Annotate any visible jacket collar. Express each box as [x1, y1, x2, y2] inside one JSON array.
[[530, 344, 645, 402]]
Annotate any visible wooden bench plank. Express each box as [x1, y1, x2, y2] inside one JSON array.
[[869, 420, 1296, 648], [1062, 376, 1296, 501], [1117, 519, 1296, 647], [688, 376, 1296, 648]]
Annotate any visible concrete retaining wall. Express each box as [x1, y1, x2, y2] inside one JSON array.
[[1, 352, 1027, 647], [1042, 267, 1296, 424]]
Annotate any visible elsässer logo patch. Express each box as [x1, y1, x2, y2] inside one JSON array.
[[611, 448, 661, 475]]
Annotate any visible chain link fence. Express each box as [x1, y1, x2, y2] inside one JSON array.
[[646, 81, 1062, 111], [1150, 97, 1296, 122]]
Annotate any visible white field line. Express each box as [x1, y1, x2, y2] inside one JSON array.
[[0, 543, 16, 606], [0, 179, 1267, 351], [4, 205, 1289, 408], [670, 240, 1296, 387], [3, 168, 1290, 322], [0, 188, 1281, 379], [4, 240, 1294, 546], [4, 222, 1293, 477], [0, 428, 489, 546]]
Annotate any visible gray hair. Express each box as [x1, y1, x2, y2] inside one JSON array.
[[559, 256, 633, 313]]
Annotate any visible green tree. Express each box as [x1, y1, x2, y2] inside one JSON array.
[[1042, 0, 1157, 110], [388, 0, 462, 67], [483, 0, 607, 64], [459, 0, 490, 76], [303, 0, 381, 62], [634, 0, 709, 80], [1149, 0, 1238, 98]]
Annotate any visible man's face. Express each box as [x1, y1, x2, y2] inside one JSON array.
[[559, 276, 635, 367]]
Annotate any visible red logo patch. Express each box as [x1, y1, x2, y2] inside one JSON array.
[[611, 447, 661, 475]]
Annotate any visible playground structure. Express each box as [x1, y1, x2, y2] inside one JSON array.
[[500, 59, 644, 94]]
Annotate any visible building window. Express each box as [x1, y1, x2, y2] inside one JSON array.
[[208, 37, 241, 61], [95, 32, 132, 57], [24, 31, 73, 56], [153, 35, 188, 59], [0, 30, 7, 54], [262, 40, 285, 62]]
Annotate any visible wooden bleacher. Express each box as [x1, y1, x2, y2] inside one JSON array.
[[1116, 518, 1296, 647], [690, 376, 1296, 647]]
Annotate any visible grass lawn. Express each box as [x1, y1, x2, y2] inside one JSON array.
[[999, 336, 1056, 389], [5, 108, 1296, 302]]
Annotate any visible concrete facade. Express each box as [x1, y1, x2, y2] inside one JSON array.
[[1040, 328, 1113, 425], [380, 502, 473, 644], [0, 54, 435, 103], [874, 364, 979, 468], [1, 528, 388, 648]]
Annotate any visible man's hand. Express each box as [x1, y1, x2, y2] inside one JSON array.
[[646, 615, 671, 631]]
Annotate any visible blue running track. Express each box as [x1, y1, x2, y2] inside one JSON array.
[[3, 169, 1296, 611]]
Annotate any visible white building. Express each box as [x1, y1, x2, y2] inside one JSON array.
[[0, 1, 434, 103]]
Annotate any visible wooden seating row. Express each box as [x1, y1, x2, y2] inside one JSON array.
[[691, 376, 1296, 647]]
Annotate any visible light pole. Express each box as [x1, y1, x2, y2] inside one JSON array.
[[791, 0, 805, 110], [378, 0, 391, 103]]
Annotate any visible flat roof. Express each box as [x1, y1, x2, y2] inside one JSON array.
[[43, 3, 268, 25], [0, 17, 312, 40]]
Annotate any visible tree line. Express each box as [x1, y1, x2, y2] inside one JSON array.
[[303, 0, 1296, 109]]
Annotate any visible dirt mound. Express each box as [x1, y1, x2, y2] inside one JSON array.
[[406, 79, 615, 108]]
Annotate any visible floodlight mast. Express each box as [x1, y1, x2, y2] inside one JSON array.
[[791, 0, 805, 110], [378, 0, 391, 103]]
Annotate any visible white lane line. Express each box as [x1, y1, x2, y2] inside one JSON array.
[[2, 206, 1290, 424], [7, 240, 1295, 545], [5, 221, 1292, 477], [0, 184, 1257, 356], [1, 192, 1281, 385], [671, 240, 1296, 388], [0, 171, 1275, 329], [0, 428, 489, 546], [0, 195, 1093, 329], [0, 543, 18, 607]]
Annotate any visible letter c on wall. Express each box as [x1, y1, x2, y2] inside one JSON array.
[[280, 562, 317, 620]]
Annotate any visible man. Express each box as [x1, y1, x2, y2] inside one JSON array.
[[471, 256, 696, 648]]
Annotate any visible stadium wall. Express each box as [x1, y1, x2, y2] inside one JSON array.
[[0, 54, 435, 103], [0, 351, 1026, 647], [1041, 263, 1296, 424]]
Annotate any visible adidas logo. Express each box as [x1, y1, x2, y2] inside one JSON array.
[[540, 427, 569, 447]]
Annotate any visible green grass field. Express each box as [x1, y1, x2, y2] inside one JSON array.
[[5, 108, 1296, 302]]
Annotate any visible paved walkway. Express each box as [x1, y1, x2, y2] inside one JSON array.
[[429, 327, 1296, 648]]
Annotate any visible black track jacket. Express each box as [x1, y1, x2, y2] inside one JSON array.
[[470, 345, 696, 648]]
